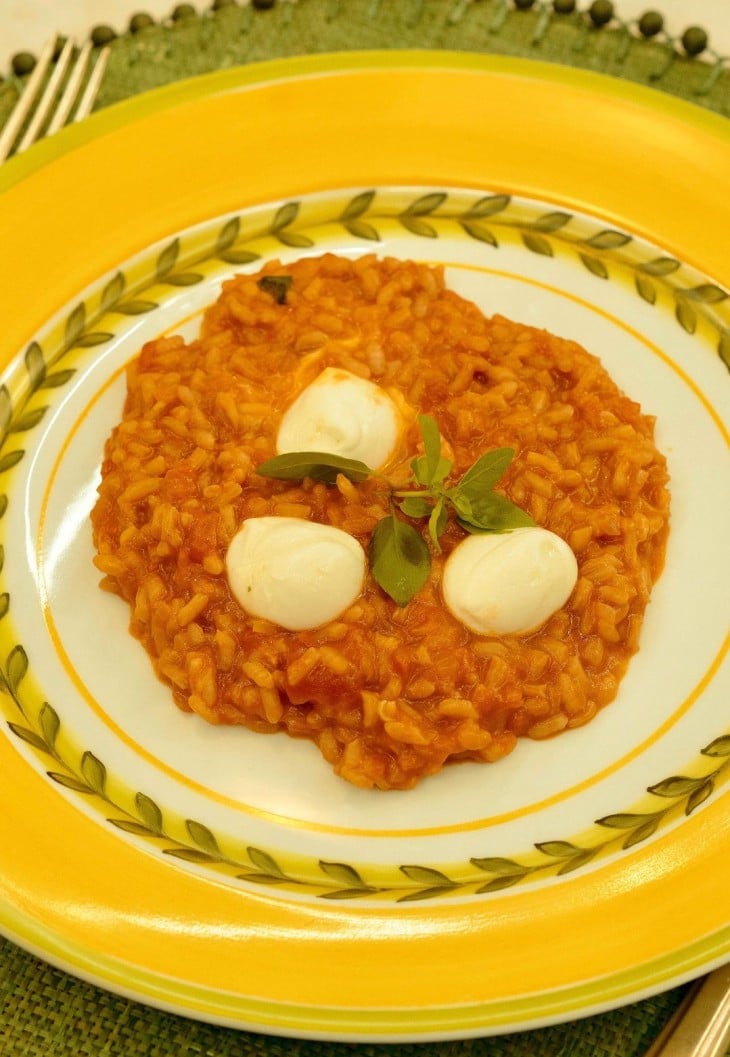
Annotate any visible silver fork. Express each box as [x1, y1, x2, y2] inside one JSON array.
[[0, 35, 109, 163]]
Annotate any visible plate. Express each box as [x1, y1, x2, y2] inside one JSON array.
[[0, 52, 728, 1042]]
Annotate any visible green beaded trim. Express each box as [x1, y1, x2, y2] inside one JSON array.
[[0, 0, 727, 116]]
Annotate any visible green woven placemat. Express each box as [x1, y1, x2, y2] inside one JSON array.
[[0, 0, 729, 121], [95, 0, 730, 117], [0, 2, 728, 1055], [0, 934, 696, 1057]]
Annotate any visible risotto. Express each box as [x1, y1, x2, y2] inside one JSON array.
[[91, 254, 670, 789]]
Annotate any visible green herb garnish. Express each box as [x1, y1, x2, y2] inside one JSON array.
[[257, 275, 293, 305], [256, 415, 534, 606], [257, 451, 371, 485], [369, 514, 431, 608]]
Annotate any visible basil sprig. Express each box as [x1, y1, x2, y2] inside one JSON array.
[[256, 416, 534, 606]]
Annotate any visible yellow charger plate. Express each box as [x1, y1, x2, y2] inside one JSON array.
[[0, 52, 729, 1041]]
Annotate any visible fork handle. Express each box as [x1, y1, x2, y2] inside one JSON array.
[[645, 965, 730, 1057]]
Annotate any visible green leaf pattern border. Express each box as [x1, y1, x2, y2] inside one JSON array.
[[0, 187, 728, 904]]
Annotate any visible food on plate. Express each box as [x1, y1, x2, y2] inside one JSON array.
[[441, 528, 578, 636], [226, 516, 366, 631], [276, 365, 401, 470], [91, 253, 670, 789]]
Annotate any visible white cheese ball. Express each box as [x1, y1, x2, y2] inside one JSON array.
[[226, 517, 365, 631], [276, 367, 400, 469], [442, 527, 578, 636]]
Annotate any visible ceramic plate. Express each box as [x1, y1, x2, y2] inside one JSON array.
[[0, 53, 728, 1042]]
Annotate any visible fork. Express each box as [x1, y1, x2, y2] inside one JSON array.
[[644, 964, 730, 1057], [0, 35, 109, 163]]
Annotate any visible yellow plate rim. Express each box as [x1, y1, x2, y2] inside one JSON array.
[[0, 50, 728, 1040]]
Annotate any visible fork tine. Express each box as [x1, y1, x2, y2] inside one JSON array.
[[0, 35, 58, 163], [16, 37, 76, 154], [44, 41, 93, 136], [73, 46, 110, 124]]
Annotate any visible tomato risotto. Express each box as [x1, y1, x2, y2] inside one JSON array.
[[91, 254, 670, 789]]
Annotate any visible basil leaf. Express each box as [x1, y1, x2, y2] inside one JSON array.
[[433, 455, 452, 485], [457, 447, 514, 497], [450, 492, 473, 521], [411, 415, 452, 487], [428, 497, 449, 552], [419, 414, 441, 481], [257, 275, 292, 304], [257, 451, 372, 484], [457, 491, 536, 534], [398, 495, 433, 519], [369, 514, 430, 606], [412, 453, 452, 488]]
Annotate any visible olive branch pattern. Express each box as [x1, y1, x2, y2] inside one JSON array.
[[0, 186, 725, 469], [0, 187, 727, 902], [2, 642, 729, 902], [3, 184, 723, 518], [335, 189, 729, 363]]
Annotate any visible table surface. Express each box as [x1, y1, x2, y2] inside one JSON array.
[[0, 2, 728, 1057], [2, 0, 730, 65]]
